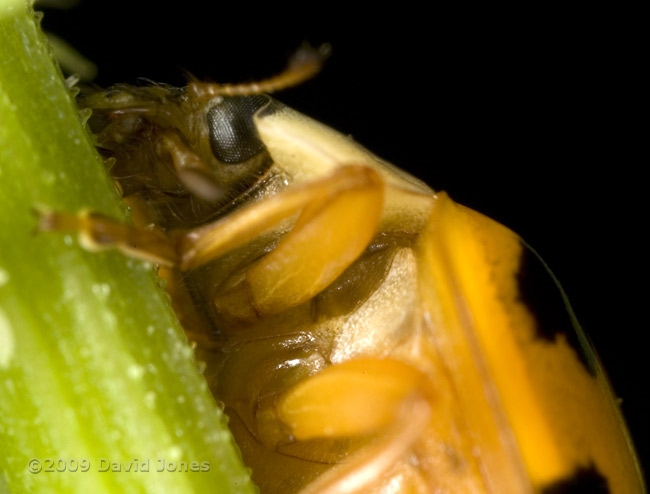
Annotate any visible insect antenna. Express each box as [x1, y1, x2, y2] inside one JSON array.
[[187, 43, 331, 100]]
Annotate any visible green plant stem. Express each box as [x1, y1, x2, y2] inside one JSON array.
[[0, 2, 255, 493]]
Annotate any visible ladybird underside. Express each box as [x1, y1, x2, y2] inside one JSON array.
[[62, 84, 644, 494]]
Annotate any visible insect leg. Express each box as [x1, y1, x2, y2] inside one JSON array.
[[157, 131, 224, 202], [40, 165, 384, 318], [177, 165, 384, 319], [277, 358, 434, 494], [37, 209, 179, 266]]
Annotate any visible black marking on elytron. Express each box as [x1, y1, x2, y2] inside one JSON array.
[[207, 95, 270, 164], [516, 241, 597, 376], [541, 465, 610, 494]]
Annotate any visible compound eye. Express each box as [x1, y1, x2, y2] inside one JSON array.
[[207, 95, 270, 164]]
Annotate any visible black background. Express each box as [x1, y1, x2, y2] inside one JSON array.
[[39, 1, 647, 483]]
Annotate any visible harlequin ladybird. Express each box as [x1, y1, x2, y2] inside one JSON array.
[[40, 45, 645, 494]]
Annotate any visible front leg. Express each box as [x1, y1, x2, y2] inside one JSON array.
[[40, 165, 385, 319], [37, 209, 178, 266], [179, 165, 384, 319]]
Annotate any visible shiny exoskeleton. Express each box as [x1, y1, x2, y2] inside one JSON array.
[[43, 51, 645, 493]]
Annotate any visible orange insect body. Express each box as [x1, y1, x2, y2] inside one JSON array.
[[43, 50, 645, 494]]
